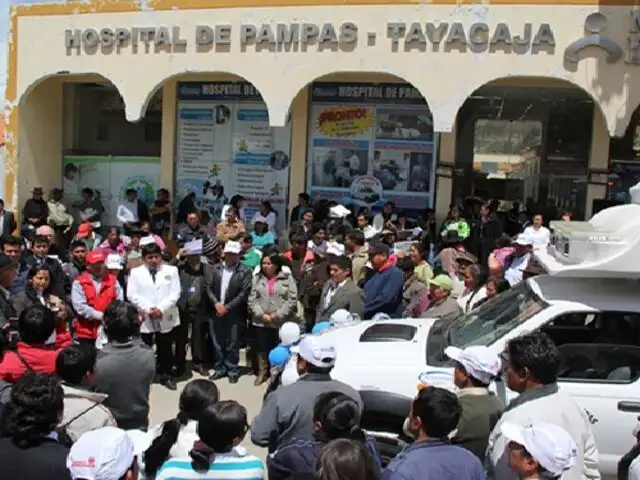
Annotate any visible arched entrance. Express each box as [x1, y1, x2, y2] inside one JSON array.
[[609, 106, 640, 204], [12, 74, 163, 227], [452, 77, 607, 222], [61, 79, 162, 227], [295, 72, 435, 221]]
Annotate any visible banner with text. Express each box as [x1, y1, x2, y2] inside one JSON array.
[[176, 81, 291, 231], [307, 82, 437, 217]]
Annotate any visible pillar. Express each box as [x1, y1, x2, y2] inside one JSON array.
[[435, 130, 456, 225], [288, 86, 309, 216], [160, 80, 177, 193], [17, 78, 64, 210], [585, 110, 609, 219]]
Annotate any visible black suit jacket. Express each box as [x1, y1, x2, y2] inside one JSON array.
[[205, 262, 252, 320], [137, 200, 150, 223], [0, 211, 16, 238]]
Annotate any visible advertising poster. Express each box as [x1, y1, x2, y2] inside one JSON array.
[[62, 155, 161, 226], [307, 82, 436, 217], [176, 82, 291, 231]]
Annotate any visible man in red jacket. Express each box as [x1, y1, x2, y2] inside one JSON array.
[[70, 250, 123, 346], [0, 305, 72, 382]]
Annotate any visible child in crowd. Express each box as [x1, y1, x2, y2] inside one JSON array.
[[501, 422, 577, 480], [156, 400, 265, 480]]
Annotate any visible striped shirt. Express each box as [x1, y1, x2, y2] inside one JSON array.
[[156, 450, 265, 480]]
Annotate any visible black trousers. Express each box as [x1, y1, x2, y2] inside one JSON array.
[[252, 326, 280, 358], [141, 325, 186, 375], [180, 309, 208, 365], [210, 315, 240, 376]]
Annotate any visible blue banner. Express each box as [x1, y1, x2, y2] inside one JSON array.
[[310, 82, 427, 106], [178, 81, 264, 101]]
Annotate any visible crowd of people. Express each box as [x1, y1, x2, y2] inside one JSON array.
[[0, 186, 631, 479]]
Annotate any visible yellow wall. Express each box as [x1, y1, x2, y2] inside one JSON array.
[[8, 0, 640, 217]]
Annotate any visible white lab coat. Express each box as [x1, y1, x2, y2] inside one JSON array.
[[126, 263, 181, 334]]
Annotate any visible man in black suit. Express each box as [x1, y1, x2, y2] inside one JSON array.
[[205, 240, 251, 383], [0, 200, 16, 240], [289, 192, 311, 228], [316, 255, 365, 323]]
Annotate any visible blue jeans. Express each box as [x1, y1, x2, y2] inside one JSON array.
[[209, 315, 240, 377]]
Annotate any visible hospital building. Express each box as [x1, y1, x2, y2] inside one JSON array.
[[6, 0, 640, 228]]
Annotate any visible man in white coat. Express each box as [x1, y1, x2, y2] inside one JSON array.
[[127, 237, 182, 390], [486, 331, 600, 480]]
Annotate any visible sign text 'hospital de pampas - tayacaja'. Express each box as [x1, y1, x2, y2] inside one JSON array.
[[64, 22, 556, 54]]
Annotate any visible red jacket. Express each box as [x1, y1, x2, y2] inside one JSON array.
[[0, 325, 72, 383], [73, 272, 119, 340]]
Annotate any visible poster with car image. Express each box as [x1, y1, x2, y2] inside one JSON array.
[[307, 82, 436, 213], [175, 82, 291, 232]]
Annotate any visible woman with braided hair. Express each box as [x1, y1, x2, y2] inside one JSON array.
[[267, 391, 382, 480]]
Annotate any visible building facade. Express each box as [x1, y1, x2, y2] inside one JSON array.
[[7, 0, 640, 226]]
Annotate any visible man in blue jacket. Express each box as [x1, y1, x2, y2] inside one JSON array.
[[383, 386, 485, 480], [363, 243, 403, 319]]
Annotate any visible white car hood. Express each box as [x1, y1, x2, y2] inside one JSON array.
[[321, 318, 453, 397]]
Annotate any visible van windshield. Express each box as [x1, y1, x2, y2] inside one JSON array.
[[447, 282, 549, 348]]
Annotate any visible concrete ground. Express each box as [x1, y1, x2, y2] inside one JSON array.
[[148, 361, 269, 460]]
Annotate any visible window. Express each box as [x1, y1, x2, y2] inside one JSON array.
[[473, 119, 542, 208], [447, 282, 549, 348], [546, 311, 640, 384]]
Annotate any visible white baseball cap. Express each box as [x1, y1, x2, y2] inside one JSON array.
[[329, 205, 351, 218], [501, 422, 578, 476], [183, 239, 203, 256], [291, 335, 337, 368], [514, 234, 533, 246], [223, 241, 242, 254], [139, 236, 156, 247], [445, 345, 501, 384], [105, 254, 123, 270], [67, 427, 136, 480], [326, 241, 345, 257]]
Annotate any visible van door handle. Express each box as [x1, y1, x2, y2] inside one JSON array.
[[618, 401, 640, 413]]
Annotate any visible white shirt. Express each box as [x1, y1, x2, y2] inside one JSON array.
[[523, 225, 551, 250], [117, 201, 138, 224], [630, 455, 640, 480], [324, 279, 347, 308], [504, 252, 531, 286], [220, 263, 235, 304], [221, 204, 246, 221], [456, 286, 487, 313]]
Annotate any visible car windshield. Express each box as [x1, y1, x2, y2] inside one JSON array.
[[447, 281, 549, 348]]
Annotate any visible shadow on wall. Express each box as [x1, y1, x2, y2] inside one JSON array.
[[576, 8, 637, 137]]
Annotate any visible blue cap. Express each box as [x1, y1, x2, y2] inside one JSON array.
[[312, 321, 332, 334], [268, 345, 291, 367]]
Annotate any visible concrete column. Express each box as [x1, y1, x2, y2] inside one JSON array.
[[17, 78, 63, 209], [160, 80, 177, 193], [585, 110, 609, 219], [435, 130, 456, 225], [288, 86, 309, 216]]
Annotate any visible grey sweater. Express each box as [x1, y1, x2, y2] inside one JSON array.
[[92, 339, 156, 430], [251, 373, 362, 450]]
